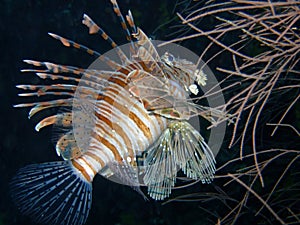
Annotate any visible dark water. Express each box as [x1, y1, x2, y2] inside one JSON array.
[[1, 1, 299, 225]]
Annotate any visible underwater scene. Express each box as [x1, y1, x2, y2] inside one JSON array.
[[1, 0, 299, 225]]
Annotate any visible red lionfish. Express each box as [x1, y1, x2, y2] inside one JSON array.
[[11, 1, 216, 225]]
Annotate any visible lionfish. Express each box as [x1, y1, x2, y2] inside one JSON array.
[[11, 1, 216, 225]]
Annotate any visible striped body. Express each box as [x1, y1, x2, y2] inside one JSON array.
[[11, 1, 216, 225], [71, 70, 169, 183]]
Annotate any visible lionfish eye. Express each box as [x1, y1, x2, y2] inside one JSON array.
[[168, 54, 174, 62]]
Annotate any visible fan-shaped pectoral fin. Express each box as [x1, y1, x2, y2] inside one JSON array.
[[143, 121, 216, 200]]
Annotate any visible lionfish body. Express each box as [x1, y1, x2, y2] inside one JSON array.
[[11, 1, 216, 225]]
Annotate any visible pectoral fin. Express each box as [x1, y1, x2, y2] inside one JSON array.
[[143, 121, 216, 200]]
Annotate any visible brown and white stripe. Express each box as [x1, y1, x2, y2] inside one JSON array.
[[70, 68, 169, 183]]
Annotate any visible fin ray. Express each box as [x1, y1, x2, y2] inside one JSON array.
[[143, 121, 216, 200], [10, 161, 92, 225]]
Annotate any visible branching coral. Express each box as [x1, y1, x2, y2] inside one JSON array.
[[164, 1, 300, 224]]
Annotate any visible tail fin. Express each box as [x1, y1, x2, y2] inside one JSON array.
[[10, 161, 92, 225]]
